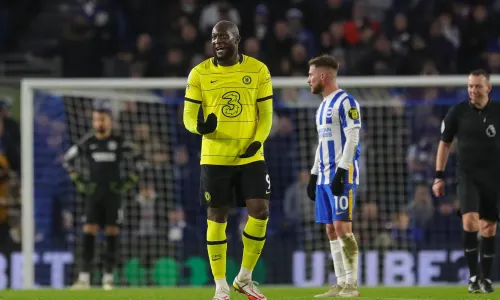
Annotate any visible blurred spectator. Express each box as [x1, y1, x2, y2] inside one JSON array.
[[388, 13, 411, 57], [268, 21, 293, 74], [27, 11, 107, 77], [285, 8, 316, 57], [0, 99, 19, 174], [165, 48, 188, 77], [407, 184, 434, 229], [134, 123, 167, 163], [0, 3, 11, 53], [328, 21, 348, 53], [344, 1, 380, 46], [172, 145, 199, 213], [457, 5, 494, 73], [125, 179, 169, 273], [390, 210, 420, 249], [283, 170, 314, 225], [167, 207, 186, 242], [135, 182, 158, 237], [115, 33, 162, 77], [346, 22, 376, 72], [427, 20, 456, 73], [322, 0, 351, 30], [243, 37, 261, 60], [486, 44, 500, 74], [199, 0, 240, 34], [279, 87, 319, 107], [399, 34, 428, 75], [355, 201, 392, 249], [241, 4, 271, 45], [365, 0, 392, 21], [123, 0, 167, 36], [438, 11, 460, 50], [0, 134, 10, 232], [357, 34, 399, 75], [14, 0, 500, 79], [283, 170, 317, 249], [78, 0, 124, 55], [265, 116, 299, 202], [425, 198, 462, 248], [179, 22, 203, 60], [203, 40, 214, 59], [407, 136, 435, 187], [166, 0, 201, 33], [289, 43, 309, 76]]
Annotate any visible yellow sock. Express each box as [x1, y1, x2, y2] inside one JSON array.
[[240, 216, 268, 279], [207, 220, 227, 280]]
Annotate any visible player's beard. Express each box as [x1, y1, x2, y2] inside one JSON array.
[[312, 83, 324, 95], [95, 126, 107, 134]]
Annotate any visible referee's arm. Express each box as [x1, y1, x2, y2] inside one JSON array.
[[433, 105, 459, 196]]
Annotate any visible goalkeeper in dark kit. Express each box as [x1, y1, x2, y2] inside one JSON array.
[[63, 100, 145, 290]]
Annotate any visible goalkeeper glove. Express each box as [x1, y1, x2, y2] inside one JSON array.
[[330, 168, 347, 196], [70, 173, 96, 196], [307, 174, 318, 201], [239, 141, 262, 158], [197, 113, 217, 135], [110, 173, 139, 193]]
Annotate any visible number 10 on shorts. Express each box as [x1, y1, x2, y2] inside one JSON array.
[[334, 195, 349, 212], [332, 189, 356, 221]]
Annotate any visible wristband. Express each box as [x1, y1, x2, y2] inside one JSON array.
[[435, 171, 445, 179]]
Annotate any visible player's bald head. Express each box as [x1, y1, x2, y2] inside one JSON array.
[[212, 21, 240, 39], [211, 21, 240, 63]]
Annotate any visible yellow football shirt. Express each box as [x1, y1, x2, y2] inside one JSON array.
[[183, 55, 273, 166]]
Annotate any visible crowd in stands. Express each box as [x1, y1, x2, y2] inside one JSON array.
[[3, 0, 500, 262], [14, 0, 500, 78]]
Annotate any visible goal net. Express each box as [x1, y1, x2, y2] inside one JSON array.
[[19, 76, 500, 289]]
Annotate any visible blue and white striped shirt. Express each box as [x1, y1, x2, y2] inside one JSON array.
[[313, 89, 361, 185]]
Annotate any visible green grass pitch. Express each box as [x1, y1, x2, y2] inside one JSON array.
[[0, 286, 498, 300]]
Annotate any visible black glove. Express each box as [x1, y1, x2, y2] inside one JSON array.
[[239, 141, 262, 158], [331, 168, 347, 196], [197, 113, 217, 135], [307, 174, 318, 201]]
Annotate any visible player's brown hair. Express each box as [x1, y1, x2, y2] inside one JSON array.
[[469, 69, 490, 81], [308, 54, 339, 71]]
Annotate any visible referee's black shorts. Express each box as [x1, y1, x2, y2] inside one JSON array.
[[457, 170, 500, 221], [200, 161, 271, 208], [84, 188, 123, 227]]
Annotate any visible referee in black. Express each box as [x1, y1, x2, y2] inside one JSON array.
[[433, 69, 498, 294], [63, 100, 145, 290]]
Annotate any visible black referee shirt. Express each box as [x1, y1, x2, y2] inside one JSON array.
[[441, 99, 500, 173]]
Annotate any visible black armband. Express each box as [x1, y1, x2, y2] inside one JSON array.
[[435, 171, 445, 179]]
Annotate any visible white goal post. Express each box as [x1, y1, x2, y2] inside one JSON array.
[[19, 75, 500, 289]]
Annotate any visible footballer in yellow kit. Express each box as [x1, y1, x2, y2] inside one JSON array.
[[183, 21, 272, 300]]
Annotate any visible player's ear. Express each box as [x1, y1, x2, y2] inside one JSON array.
[[236, 35, 241, 43]]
